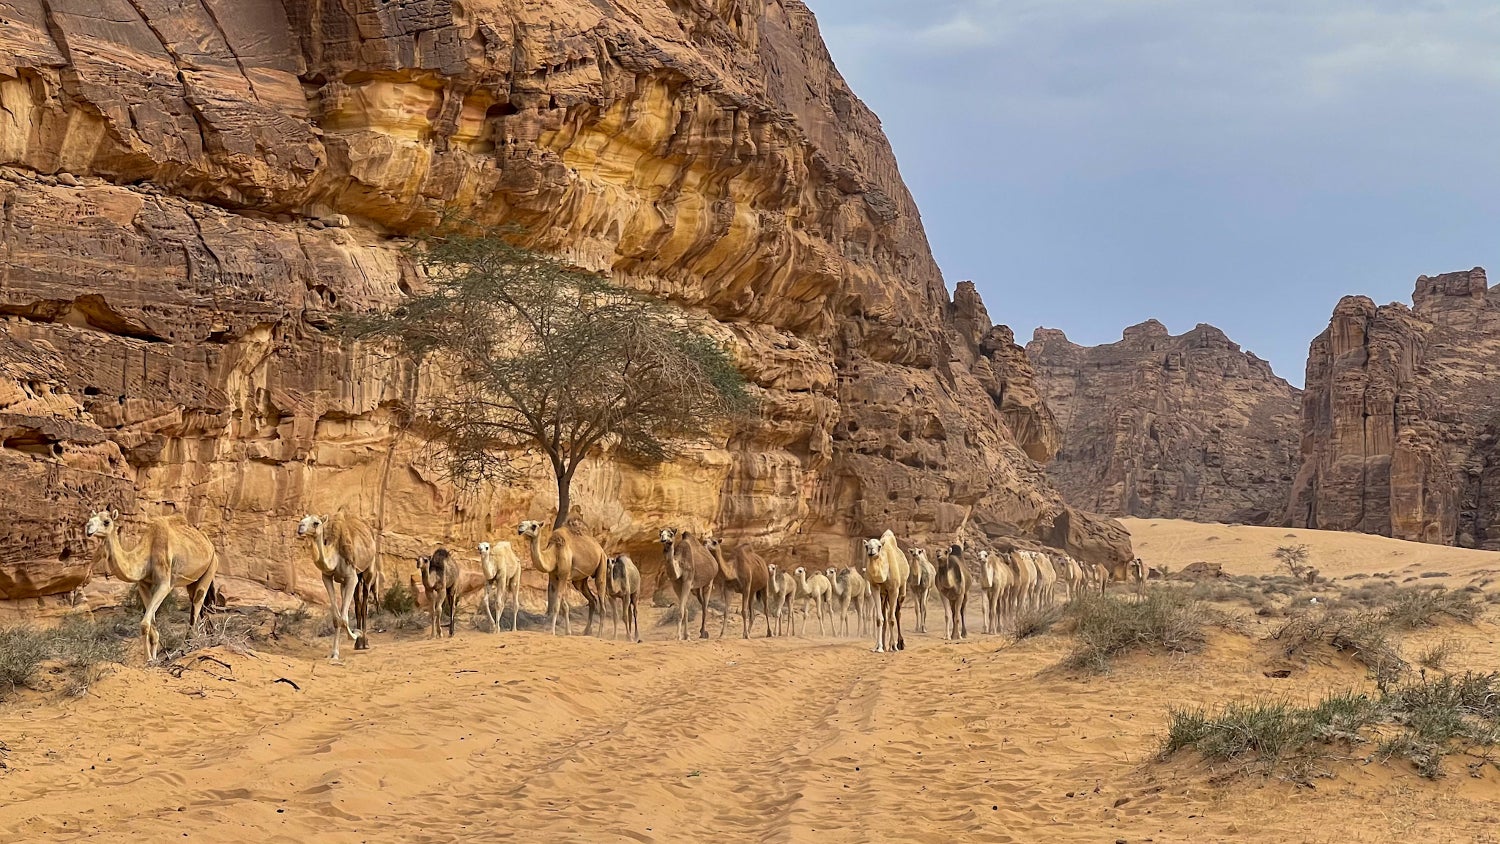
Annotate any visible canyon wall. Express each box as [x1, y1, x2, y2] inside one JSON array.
[[0, 0, 1129, 601], [1027, 321, 1302, 524], [1287, 268, 1500, 548]]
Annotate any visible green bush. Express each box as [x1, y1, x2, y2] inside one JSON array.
[[1063, 590, 1209, 672]]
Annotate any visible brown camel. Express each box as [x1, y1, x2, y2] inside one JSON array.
[[417, 548, 461, 638], [605, 553, 642, 643], [517, 520, 607, 636], [478, 540, 523, 633], [934, 544, 970, 641], [706, 538, 773, 639], [85, 509, 218, 662], [297, 512, 377, 660], [659, 528, 719, 640], [863, 530, 910, 653]]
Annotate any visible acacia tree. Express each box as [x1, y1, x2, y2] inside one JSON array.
[[1273, 544, 1311, 579], [341, 228, 751, 530]]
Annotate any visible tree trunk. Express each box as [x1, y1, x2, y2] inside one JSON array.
[[552, 459, 571, 530]]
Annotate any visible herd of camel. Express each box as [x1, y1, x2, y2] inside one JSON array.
[[80, 508, 1143, 662]]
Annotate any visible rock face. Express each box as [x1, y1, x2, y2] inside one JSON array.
[[1027, 321, 1302, 524], [1287, 269, 1500, 548], [0, 0, 1129, 600]]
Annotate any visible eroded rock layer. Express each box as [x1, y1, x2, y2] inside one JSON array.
[[1027, 321, 1302, 524], [0, 0, 1129, 600], [1287, 269, 1500, 548]]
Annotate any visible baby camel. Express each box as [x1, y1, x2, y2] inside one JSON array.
[[792, 566, 833, 637], [85, 509, 218, 662], [478, 540, 524, 633], [935, 544, 969, 641], [907, 547, 936, 634], [417, 548, 461, 638], [605, 553, 642, 643], [828, 566, 873, 637], [766, 564, 796, 636]]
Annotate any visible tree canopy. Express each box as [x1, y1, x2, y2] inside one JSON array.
[[340, 227, 752, 528]]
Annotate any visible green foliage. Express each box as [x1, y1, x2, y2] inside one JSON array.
[[1063, 589, 1209, 672], [1162, 673, 1500, 780], [381, 584, 417, 615], [337, 225, 754, 516]]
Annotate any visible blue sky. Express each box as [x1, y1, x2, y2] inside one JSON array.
[[809, 0, 1500, 384]]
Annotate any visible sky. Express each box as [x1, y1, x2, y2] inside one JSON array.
[[808, 0, 1500, 385]]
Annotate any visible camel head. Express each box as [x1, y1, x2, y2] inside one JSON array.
[[84, 508, 121, 539], [478, 541, 491, 555], [295, 514, 327, 540], [703, 537, 721, 553], [767, 562, 780, 579], [978, 549, 989, 562], [793, 566, 807, 582], [517, 520, 542, 538], [658, 528, 678, 547], [862, 538, 883, 559]]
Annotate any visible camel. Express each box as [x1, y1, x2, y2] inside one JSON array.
[[907, 547, 936, 634], [1030, 551, 1059, 609], [1051, 553, 1085, 602], [998, 545, 1038, 619], [477, 540, 524, 633], [706, 538, 773, 639], [863, 531, 910, 653], [417, 548, 461, 638], [85, 509, 218, 662], [792, 566, 832, 637], [296, 512, 377, 661], [517, 520, 608, 636], [934, 544, 969, 641], [659, 528, 719, 640], [978, 549, 1013, 635], [1084, 561, 1109, 595], [766, 563, 796, 636], [604, 553, 642, 643], [828, 566, 873, 637]]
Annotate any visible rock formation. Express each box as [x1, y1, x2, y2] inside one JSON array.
[[1287, 268, 1500, 548], [1027, 321, 1302, 524], [0, 0, 1129, 601]]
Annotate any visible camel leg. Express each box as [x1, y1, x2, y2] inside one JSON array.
[[139, 578, 173, 663], [484, 580, 499, 632], [873, 595, 886, 653], [446, 588, 457, 637], [511, 579, 522, 633], [186, 566, 214, 637], [320, 574, 345, 661], [959, 594, 968, 639], [697, 588, 710, 640], [337, 574, 362, 650], [546, 579, 560, 636]]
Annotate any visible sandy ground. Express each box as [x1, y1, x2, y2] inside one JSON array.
[[3, 520, 1500, 843]]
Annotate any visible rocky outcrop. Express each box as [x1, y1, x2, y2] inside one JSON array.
[[0, 0, 1129, 601], [1026, 321, 1302, 524], [1287, 269, 1500, 548]]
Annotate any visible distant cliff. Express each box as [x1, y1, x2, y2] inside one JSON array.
[[1027, 321, 1302, 524], [1287, 268, 1500, 547]]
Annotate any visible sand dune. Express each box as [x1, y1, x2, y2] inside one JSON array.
[[1127, 518, 1500, 588], [2, 520, 1498, 842]]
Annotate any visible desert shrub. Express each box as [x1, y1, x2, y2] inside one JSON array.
[[0, 627, 49, 699], [1418, 571, 1451, 579], [1273, 544, 1311, 578], [48, 615, 128, 696], [381, 584, 417, 615], [1274, 611, 1407, 688], [1164, 677, 1500, 785], [1062, 590, 1208, 672], [1381, 587, 1481, 629], [1416, 638, 1464, 672], [1011, 605, 1063, 642], [1163, 673, 1500, 780]]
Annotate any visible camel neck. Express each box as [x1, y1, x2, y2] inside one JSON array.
[[309, 530, 338, 575], [529, 531, 555, 573], [103, 529, 148, 583]]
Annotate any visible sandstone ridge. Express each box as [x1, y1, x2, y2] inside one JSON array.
[[1288, 268, 1500, 548], [1027, 320, 1302, 524], [0, 0, 1129, 601]]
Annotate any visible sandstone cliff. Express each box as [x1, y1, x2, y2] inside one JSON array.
[[1027, 321, 1302, 524], [1287, 268, 1500, 548], [0, 0, 1129, 601]]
